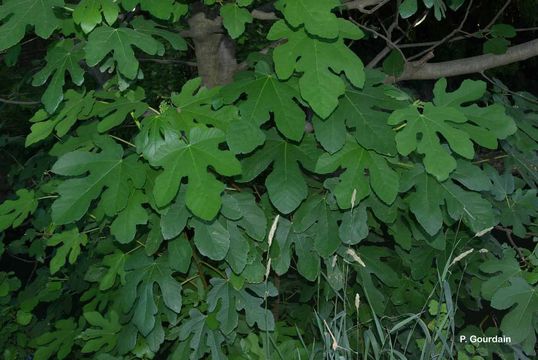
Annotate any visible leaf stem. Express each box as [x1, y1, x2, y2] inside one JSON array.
[[37, 195, 59, 200], [109, 135, 136, 148]]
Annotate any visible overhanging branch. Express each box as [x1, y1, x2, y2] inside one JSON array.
[[395, 38, 538, 81], [251, 0, 388, 20]]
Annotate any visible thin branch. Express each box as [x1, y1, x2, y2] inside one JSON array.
[[250, 0, 389, 20], [484, 0, 511, 30], [139, 57, 198, 67], [0, 97, 40, 105], [480, 71, 538, 105], [367, 35, 404, 68], [408, 0, 474, 61], [251, 9, 278, 20], [495, 226, 528, 266], [352, 20, 407, 62], [398, 25, 538, 49], [393, 38, 538, 81], [398, 1, 517, 50], [344, 0, 390, 14], [237, 40, 285, 71]]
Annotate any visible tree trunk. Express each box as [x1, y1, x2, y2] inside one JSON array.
[[188, 12, 238, 88]]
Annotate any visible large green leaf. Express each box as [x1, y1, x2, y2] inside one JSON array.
[[26, 90, 95, 146], [80, 311, 121, 353], [51, 140, 147, 224], [222, 62, 305, 154], [314, 77, 405, 155], [47, 228, 88, 274], [169, 77, 234, 131], [480, 248, 523, 300], [178, 309, 227, 360], [0, 189, 38, 231], [403, 166, 497, 235], [240, 130, 319, 214], [224, 221, 249, 274], [91, 87, 148, 132], [110, 190, 148, 244], [499, 189, 538, 238], [267, 19, 364, 118], [339, 204, 369, 245], [271, 218, 320, 281], [207, 278, 276, 334], [168, 236, 192, 273], [121, 0, 188, 20], [136, 78, 234, 160], [388, 102, 472, 181], [315, 136, 399, 209], [99, 251, 127, 290], [0, 0, 64, 51], [433, 79, 516, 149], [84, 25, 161, 79], [73, 0, 119, 33], [491, 277, 538, 345], [122, 251, 182, 336], [32, 40, 85, 113], [33, 319, 78, 360], [221, 192, 267, 241], [350, 246, 400, 313], [191, 218, 230, 261], [390, 79, 516, 181], [131, 17, 187, 52], [293, 195, 341, 256], [150, 127, 241, 220], [278, 0, 340, 39], [159, 187, 191, 240], [221, 3, 252, 39]]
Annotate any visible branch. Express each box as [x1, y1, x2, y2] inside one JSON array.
[[353, 21, 407, 62], [0, 97, 40, 105], [250, 0, 389, 20], [394, 38, 538, 81], [408, 0, 474, 61], [495, 226, 528, 266], [139, 57, 198, 67], [344, 0, 389, 13], [251, 9, 278, 20]]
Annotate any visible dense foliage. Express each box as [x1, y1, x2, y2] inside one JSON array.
[[0, 0, 537, 359]]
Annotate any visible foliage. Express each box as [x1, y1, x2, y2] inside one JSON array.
[[0, 0, 537, 359]]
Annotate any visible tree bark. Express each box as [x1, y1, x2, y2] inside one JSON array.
[[187, 12, 238, 88], [395, 38, 538, 81]]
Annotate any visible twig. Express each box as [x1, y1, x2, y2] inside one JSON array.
[[250, 0, 390, 20], [393, 38, 538, 81], [495, 226, 528, 266], [352, 20, 407, 62], [399, 1, 516, 50], [0, 97, 40, 105], [344, 0, 391, 14], [139, 57, 198, 67], [367, 35, 404, 68], [251, 9, 278, 21], [480, 72, 538, 105], [408, 0, 474, 61], [472, 154, 508, 164], [109, 135, 136, 148], [483, 0, 512, 30]]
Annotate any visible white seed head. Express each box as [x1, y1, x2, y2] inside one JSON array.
[[346, 248, 366, 267], [265, 259, 272, 280], [450, 249, 474, 267], [474, 227, 494, 238], [268, 215, 280, 248], [354, 293, 361, 311]]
